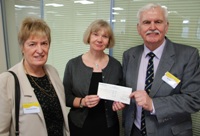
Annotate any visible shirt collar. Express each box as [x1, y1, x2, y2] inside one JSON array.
[[144, 39, 166, 59]]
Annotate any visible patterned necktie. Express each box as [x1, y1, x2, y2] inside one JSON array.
[[141, 52, 155, 136]]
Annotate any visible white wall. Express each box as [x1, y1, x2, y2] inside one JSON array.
[[5, 0, 21, 68], [0, 1, 7, 73]]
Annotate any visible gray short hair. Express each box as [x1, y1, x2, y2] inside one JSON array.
[[137, 3, 168, 23]]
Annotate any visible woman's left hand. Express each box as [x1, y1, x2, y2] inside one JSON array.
[[112, 101, 125, 111]]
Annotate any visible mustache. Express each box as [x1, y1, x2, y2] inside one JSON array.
[[146, 30, 160, 35]]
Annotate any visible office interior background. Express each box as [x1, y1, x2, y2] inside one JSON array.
[[0, 0, 200, 135]]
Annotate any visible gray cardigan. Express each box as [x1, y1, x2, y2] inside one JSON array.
[[63, 55, 123, 128]]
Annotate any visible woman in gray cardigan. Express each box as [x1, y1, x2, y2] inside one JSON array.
[[63, 19, 125, 136]]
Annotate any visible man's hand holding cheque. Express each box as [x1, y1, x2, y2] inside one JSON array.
[[130, 90, 153, 112]]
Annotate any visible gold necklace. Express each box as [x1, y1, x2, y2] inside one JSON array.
[[24, 64, 56, 98], [28, 74, 56, 97]]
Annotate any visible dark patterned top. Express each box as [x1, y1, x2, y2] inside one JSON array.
[[27, 74, 64, 136]]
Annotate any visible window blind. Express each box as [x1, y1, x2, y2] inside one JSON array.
[[44, 0, 110, 80]]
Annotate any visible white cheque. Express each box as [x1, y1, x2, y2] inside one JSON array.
[[97, 82, 132, 104]]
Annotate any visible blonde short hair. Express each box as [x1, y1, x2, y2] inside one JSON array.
[[83, 19, 115, 48], [18, 17, 51, 47]]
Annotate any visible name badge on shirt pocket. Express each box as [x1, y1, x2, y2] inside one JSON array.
[[23, 102, 40, 114], [162, 71, 181, 89]]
